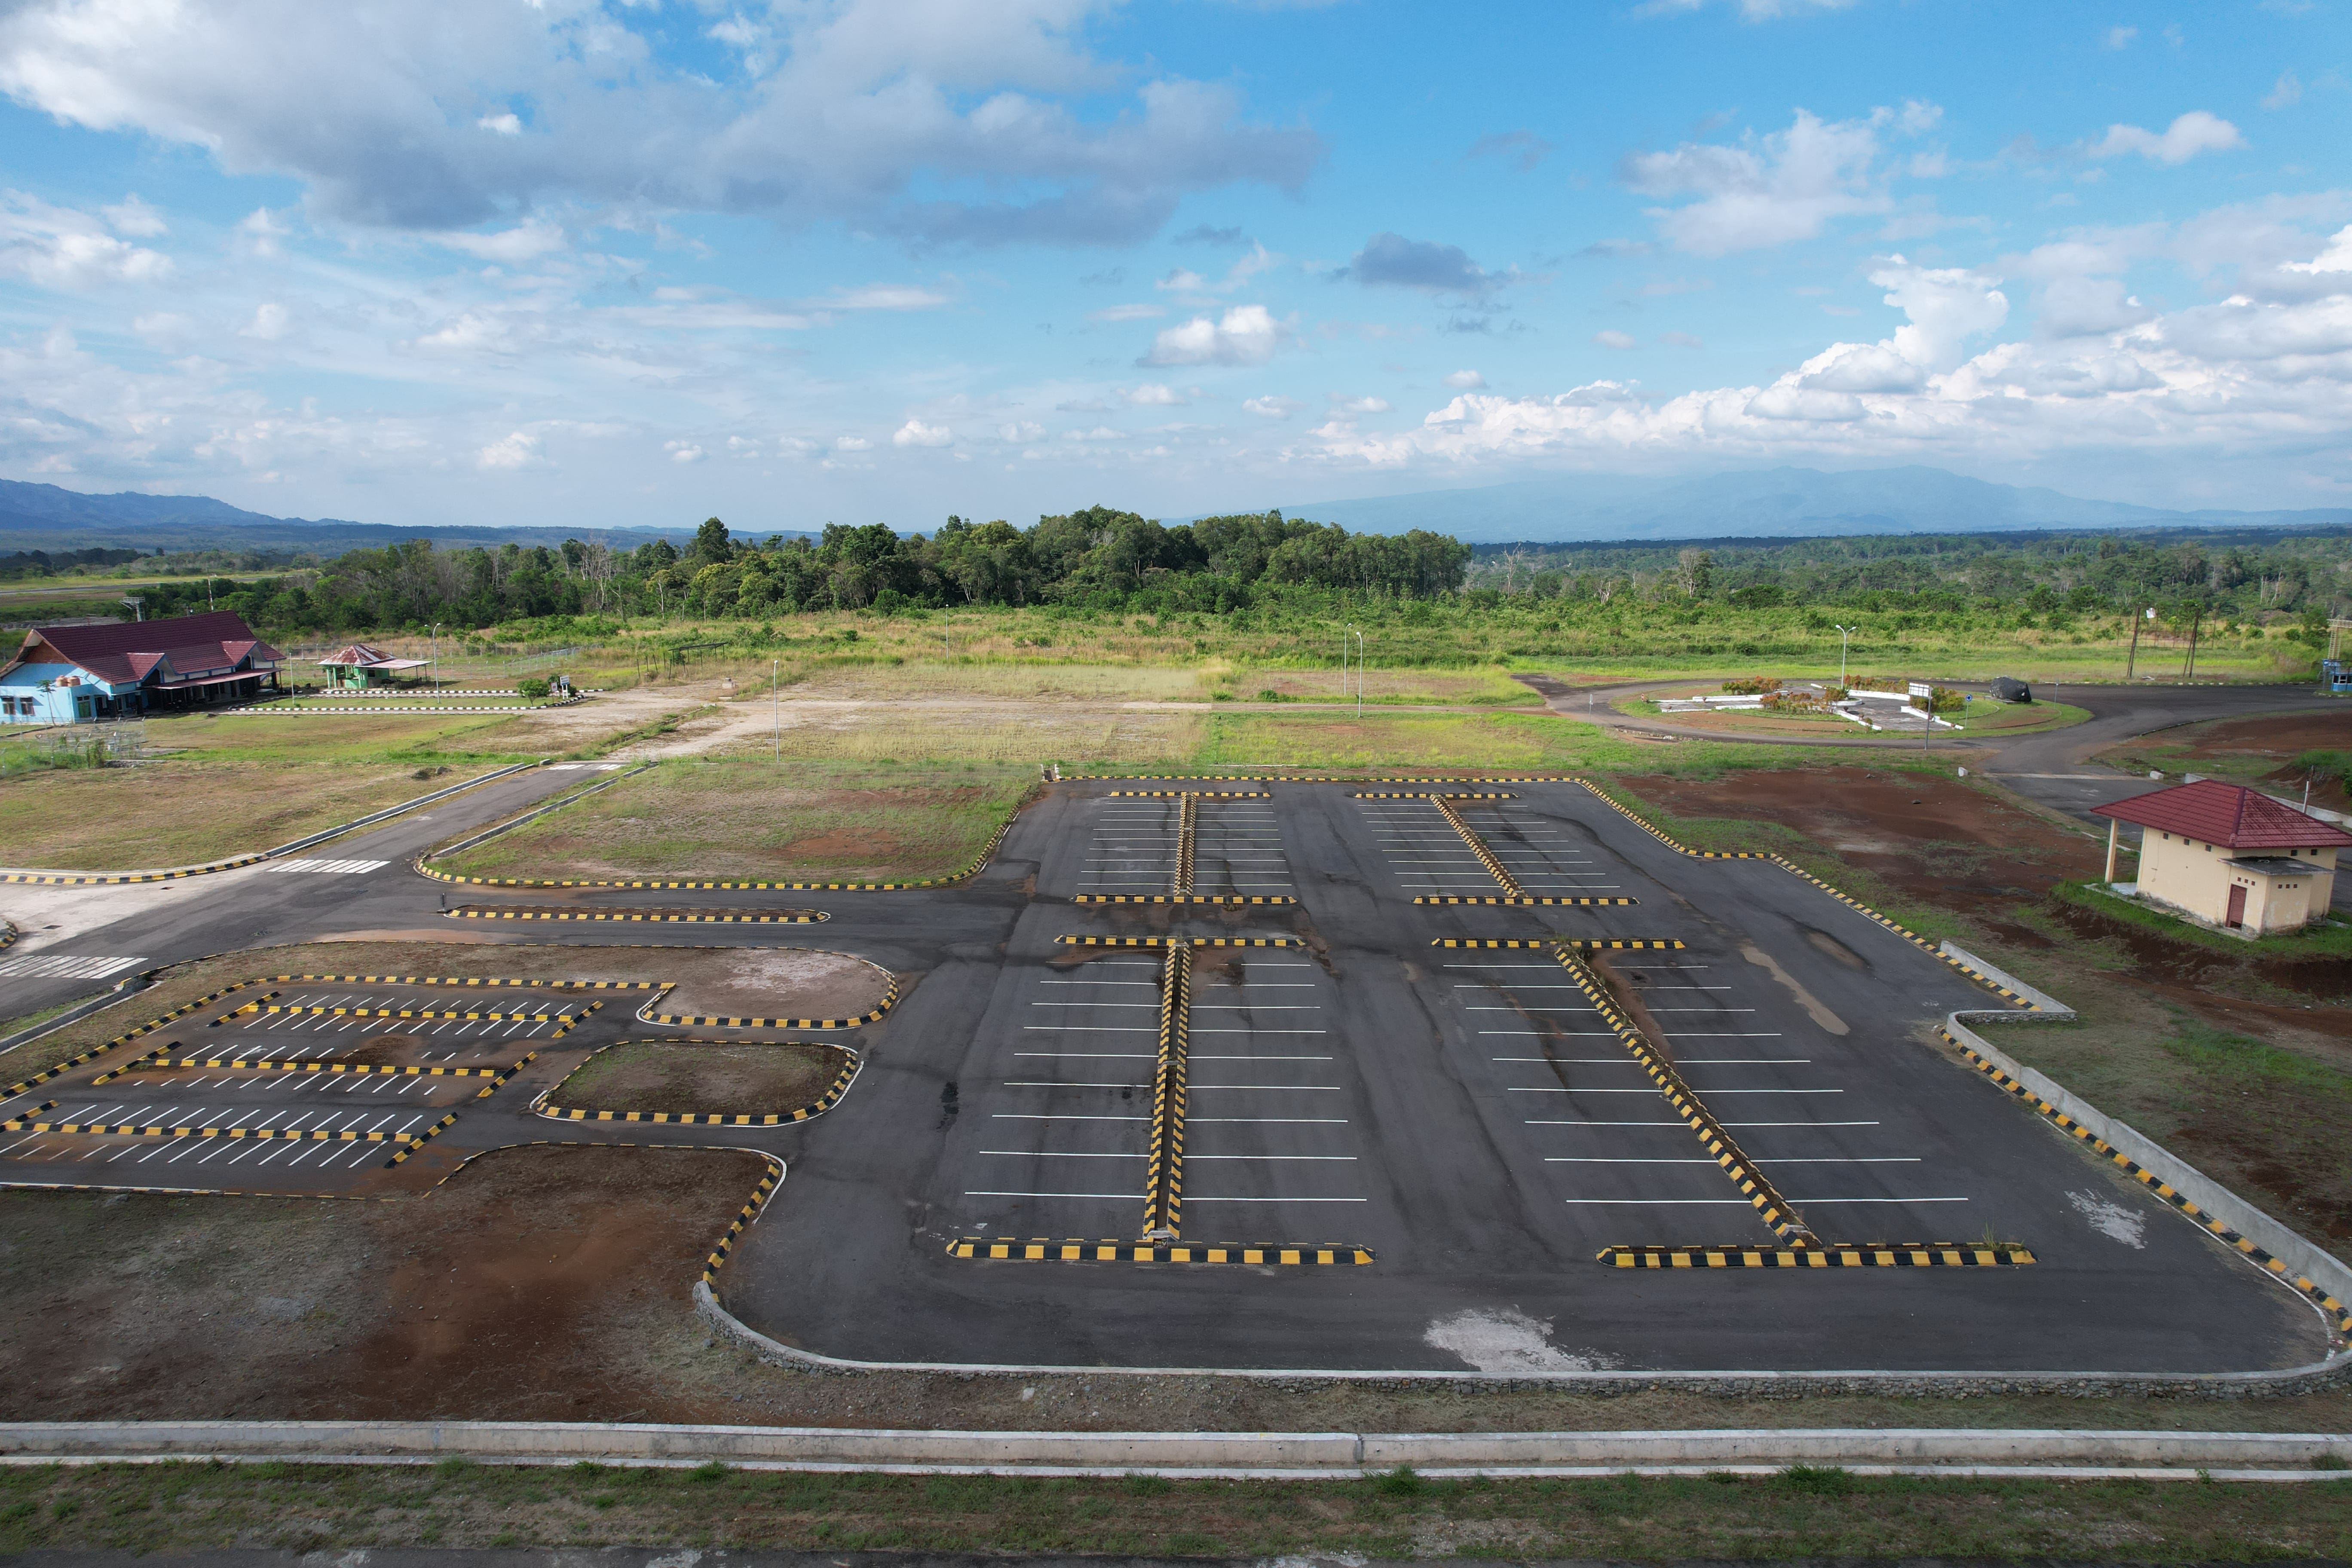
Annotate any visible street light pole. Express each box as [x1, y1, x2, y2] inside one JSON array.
[[772, 657, 781, 763], [1354, 630, 1364, 717], [1834, 625, 1855, 686], [431, 623, 441, 691]]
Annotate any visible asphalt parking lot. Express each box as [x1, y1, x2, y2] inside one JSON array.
[[732, 776, 2332, 1374]]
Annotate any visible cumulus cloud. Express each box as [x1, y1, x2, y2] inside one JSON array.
[[1126, 383, 1185, 405], [1243, 394, 1299, 418], [434, 218, 566, 263], [2103, 24, 2138, 48], [100, 193, 164, 236], [892, 418, 953, 447], [1143, 303, 1288, 365], [2263, 71, 2303, 110], [1330, 394, 1390, 413], [1442, 369, 1485, 388], [1623, 107, 1904, 256], [665, 439, 706, 463], [1347, 232, 1503, 298], [1089, 302, 1164, 322], [0, 0, 1321, 246], [2089, 111, 2245, 165], [0, 191, 172, 287], [1593, 330, 1637, 349], [476, 430, 541, 469]]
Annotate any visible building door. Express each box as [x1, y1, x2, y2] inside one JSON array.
[[2226, 883, 2247, 928]]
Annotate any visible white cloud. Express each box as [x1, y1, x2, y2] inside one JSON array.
[[2090, 111, 2245, 165], [813, 284, 951, 311], [1593, 329, 1637, 349], [1442, 369, 1486, 389], [833, 435, 872, 452], [101, 193, 165, 236], [1623, 107, 1899, 256], [236, 207, 288, 259], [1090, 302, 1164, 322], [998, 420, 1046, 441], [1243, 394, 1299, 418], [1661, 331, 1705, 348], [2263, 70, 2303, 110], [1125, 383, 1185, 405], [1329, 394, 1390, 413], [665, 440, 707, 463], [0, 1, 1320, 246], [2103, 24, 2138, 48], [477, 430, 541, 469], [1637, 0, 1861, 18], [892, 418, 953, 447], [242, 301, 291, 340], [434, 219, 566, 263], [0, 191, 172, 288], [1143, 303, 1289, 366]]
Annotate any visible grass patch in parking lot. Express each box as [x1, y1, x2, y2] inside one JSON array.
[[437, 757, 1035, 883], [551, 1041, 847, 1117], [0, 1458, 2347, 1559]]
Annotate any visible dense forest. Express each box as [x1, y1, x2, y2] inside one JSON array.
[[15, 508, 2349, 644]]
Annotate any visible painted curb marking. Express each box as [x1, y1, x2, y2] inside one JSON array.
[[947, 1237, 1374, 1265], [538, 1044, 862, 1127]]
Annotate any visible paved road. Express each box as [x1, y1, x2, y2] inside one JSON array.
[[0, 754, 2338, 1375]]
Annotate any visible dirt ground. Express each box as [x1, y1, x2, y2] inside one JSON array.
[[1609, 767, 2352, 1249], [654, 947, 893, 1019], [552, 1041, 846, 1115], [2098, 710, 2352, 811]]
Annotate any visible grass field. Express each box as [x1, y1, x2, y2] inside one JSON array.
[[0, 1458, 2346, 1559], [438, 758, 1036, 882], [0, 761, 456, 870]]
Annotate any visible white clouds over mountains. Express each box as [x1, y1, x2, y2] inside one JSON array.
[[0, 0, 1319, 245]]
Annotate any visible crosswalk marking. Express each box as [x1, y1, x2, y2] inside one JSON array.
[[268, 858, 390, 875], [0, 954, 147, 980]]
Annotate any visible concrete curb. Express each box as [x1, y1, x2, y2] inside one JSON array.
[[1, 1421, 2347, 1476]]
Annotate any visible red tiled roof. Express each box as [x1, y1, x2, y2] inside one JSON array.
[[16, 612, 270, 686], [2093, 779, 2352, 849], [317, 642, 395, 667]]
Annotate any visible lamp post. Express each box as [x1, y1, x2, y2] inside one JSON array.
[[1834, 625, 1855, 687], [1354, 630, 1364, 717], [430, 623, 441, 692], [772, 657, 781, 763]]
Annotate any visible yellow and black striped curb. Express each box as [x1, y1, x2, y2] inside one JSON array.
[[1571, 780, 2035, 1010], [1171, 791, 1198, 897], [12, 1054, 535, 1142], [704, 1155, 785, 1284], [1141, 945, 1189, 1238], [1055, 935, 1303, 948], [0, 980, 262, 1106], [382, 1108, 466, 1166], [1431, 937, 1686, 949], [539, 1043, 861, 1127], [275, 973, 664, 991], [1428, 794, 1528, 900], [947, 1237, 1375, 1265], [0, 852, 270, 886], [1072, 774, 1577, 784], [234, 1002, 579, 1023], [1551, 946, 1814, 1247], [1073, 894, 1297, 905], [1413, 896, 1638, 906], [417, 790, 1025, 893], [444, 907, 830, 924], [0, 921, 17, 952], [0, 1099, 58, 1127], [105, 1049, 535, 1081], [1351, 791, 1517, 799], [1103, 790, 1269, 797], [640, 965, 895, 1031], [1944, 1028, 2345, 1333], [1600, 1243, 2036, 1268]]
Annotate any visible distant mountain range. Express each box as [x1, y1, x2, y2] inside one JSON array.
[[0, 479, 702, 555], [6, 467, 2349, 555], [1267, 466, 2352, 544]]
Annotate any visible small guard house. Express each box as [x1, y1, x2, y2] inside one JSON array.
[[2093, 779, 2348, 936], [315, 643, 431, 690], [0, 611, 283, 724]]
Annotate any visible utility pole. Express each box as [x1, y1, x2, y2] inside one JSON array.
[[1354, 630, 1364, 718], [2127, 606, 2152, 680], [431, 623, 441, 691], [772, 657, 781, 763], [1834, 625, 1855, 687], [2183, 608, 2202, 680]]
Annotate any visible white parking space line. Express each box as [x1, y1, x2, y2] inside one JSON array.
[[964, 1190, 1144, 1199]]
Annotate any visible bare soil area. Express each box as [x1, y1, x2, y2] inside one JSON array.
[[2098, 710, 2352, 812], [552, 1041, 846, 1115], [1608, 767, 2352, 1250], [654, 947, 892, 1020], [0, 1144, 767, 1421]]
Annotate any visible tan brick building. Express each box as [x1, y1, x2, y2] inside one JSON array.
[[2094, 780, 2348, 937]]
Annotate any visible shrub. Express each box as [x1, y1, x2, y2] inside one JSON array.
[[1721, 676, 1782, 695], [516, 677, 551, 699]]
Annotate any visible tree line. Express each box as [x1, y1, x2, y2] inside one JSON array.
[[121, 508, 1473, 634]]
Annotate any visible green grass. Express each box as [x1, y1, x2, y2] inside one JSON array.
[[2050, 879, 2352, 959], [437, 757, 1035, 882], [0, 760, 461, 870], [145, 710, 539, 765], [0, 1459, 2344, 1559]]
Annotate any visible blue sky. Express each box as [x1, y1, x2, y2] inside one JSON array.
[[1, 0, 2349, 534]]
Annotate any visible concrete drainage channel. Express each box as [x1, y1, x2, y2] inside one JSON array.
[[1, 1422, 2349, 1480]]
